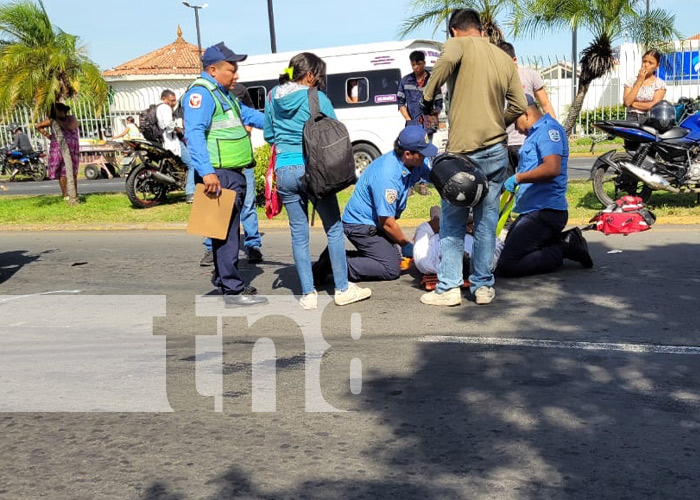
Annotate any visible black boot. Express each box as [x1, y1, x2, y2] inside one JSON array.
[[560, 227, 593, 268]]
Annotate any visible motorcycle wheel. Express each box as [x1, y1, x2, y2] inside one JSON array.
[[32, 160, 47, 181], [126, 163, 169, 208], [592, 152, 653, 207]]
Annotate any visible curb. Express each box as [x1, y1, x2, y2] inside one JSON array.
[[2, 217, 699, 232]]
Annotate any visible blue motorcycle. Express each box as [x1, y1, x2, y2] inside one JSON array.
[[590, 98, 700, 206], [0, 148, 47, 182]]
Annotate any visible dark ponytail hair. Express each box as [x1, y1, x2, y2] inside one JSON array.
[[278, 52, 326, 88], [49, 102, 71, 119], [643, 49, 662, 65]]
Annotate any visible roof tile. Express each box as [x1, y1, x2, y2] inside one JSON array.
[[103, 27, 202, 77]]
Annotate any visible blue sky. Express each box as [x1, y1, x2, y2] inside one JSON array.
[[38, 0, 699, 70]]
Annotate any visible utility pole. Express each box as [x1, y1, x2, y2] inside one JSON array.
[[182, 2, 208, 68], [572, 26, 578, 134], [267, 0, 277, 53], [645, 0, 650, 47]]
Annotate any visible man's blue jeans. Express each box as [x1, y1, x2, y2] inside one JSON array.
[[241, 166, 262, 251], [276, 164, 348, 295], [437, 143, 508, 294]]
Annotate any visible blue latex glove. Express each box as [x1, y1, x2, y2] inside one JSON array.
[[402, 242, 414, 258], [504, 175, 519, 193]]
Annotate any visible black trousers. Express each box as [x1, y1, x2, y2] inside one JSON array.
[[507, 145, 521, 176], [196, 168, 246, 294], [344, 223, 402, 281], [495, 209, 568, 277]]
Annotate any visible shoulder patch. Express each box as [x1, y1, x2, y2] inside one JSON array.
[[385, 189, 398, 204], [548, 129, 561, 143], [188, 93, 202, 109]]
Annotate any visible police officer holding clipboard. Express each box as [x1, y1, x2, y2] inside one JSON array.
[[183, 42, 266, 306]]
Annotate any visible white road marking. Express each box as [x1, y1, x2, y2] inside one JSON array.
[[419, 335, 700, 355], [0, 290, 82, 305]]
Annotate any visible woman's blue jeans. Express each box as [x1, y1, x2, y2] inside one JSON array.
[[276, 164, 348, 295]]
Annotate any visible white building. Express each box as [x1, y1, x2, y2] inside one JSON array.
[[102, 26, 200, 135]]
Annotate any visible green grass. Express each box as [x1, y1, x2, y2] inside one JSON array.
[[1, 181, 698, 227]]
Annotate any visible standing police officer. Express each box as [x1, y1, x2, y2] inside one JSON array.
[[183, 42, 267, 306], [314, 126, 437, 283], [495, 94, 593, 277]]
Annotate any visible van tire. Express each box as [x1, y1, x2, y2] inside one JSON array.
[[353, 143, 380, 177]]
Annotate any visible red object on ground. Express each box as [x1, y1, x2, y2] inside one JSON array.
[[420, 274, 470, 291]]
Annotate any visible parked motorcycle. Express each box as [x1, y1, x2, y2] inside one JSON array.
[[0, 148, 47, 181], [590, 97, 700, 207], [123, 139, 187, 208]]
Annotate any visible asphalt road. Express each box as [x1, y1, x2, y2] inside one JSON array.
[[0, 158, 596, 197], [1, 227, 699, 499]]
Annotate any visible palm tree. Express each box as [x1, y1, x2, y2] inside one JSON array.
[[399, 0, 516, 45], [512, 0, 680, 135], [0, 0, 107, 205]]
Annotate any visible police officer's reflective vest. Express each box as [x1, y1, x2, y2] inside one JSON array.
[[189, 77, 253, 168]]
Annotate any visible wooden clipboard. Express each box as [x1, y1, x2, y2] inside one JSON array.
[[186, 184, 237, 240]]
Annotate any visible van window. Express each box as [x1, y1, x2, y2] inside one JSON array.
[[326, 69, 401, 109], [246, 86, 267, 110], [238, 79, 277, 109], [346, 78, 369, 104]]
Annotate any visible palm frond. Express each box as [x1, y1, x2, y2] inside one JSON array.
[[0, 0, 107, 116]]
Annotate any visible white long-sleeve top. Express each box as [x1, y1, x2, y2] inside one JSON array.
[[156, 102, 181, 156], [413, 221, 505, 274]]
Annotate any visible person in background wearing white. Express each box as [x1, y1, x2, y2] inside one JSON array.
[[623, 49, 666, 124], [111, 116, 143, 141], [156, 89, 181, 156]]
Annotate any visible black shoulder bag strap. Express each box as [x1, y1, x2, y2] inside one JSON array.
[[307, 86, 321, 119]]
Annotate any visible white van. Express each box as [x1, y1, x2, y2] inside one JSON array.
[[238, 39, 447, 173]]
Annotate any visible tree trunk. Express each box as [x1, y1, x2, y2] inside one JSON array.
[[51, 120, 79, 205], [563, 82, 590, 136]]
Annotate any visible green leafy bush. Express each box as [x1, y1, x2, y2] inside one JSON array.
[[253, 143, 272, 204]]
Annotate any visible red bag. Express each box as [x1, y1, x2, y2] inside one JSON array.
[[264, 145, 282, 219], [589, 196, 656, 235]]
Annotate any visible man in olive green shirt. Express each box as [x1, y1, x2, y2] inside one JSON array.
[[420, 8, 527, 308]]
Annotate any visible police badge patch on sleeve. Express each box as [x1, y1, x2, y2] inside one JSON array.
[[189, 93, 202, 109], [385, 189, 398, 204], [548, 130, 561, 142]]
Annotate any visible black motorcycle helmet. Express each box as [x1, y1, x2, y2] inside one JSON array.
[[647, 100, 677, 133], [429, 153, 489, 207]]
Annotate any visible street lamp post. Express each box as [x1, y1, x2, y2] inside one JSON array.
[[182, 2, 208, 68], [267, 0, 277, 53]]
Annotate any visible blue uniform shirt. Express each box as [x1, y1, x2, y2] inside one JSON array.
[[343, 151, 431, 226], [397, 71, 443, 129], [183, 72, 264, 177], [514, 114, 569, 214]]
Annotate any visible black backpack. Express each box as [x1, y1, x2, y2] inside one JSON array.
[[302, 87, 356, 199], [138, 104, 164, 144]]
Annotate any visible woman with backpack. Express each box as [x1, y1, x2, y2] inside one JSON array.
[[263, 52, 371, 309]]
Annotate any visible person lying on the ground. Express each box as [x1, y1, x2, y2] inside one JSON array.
[[413, 206, 504, 275], [495, 94, 593, 278], [313, 126, 436, 284]]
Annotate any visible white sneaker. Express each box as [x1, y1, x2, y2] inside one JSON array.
[[334, 283, 372, 306], [420, 288, 462, 306], [474, 286, 495, 305], [299, 290, 318, 310]]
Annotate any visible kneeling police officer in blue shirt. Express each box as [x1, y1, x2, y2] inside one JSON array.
[[495, 94, 593, 277], [314, 126, 437, 283], [183, 42, 267, 306]]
